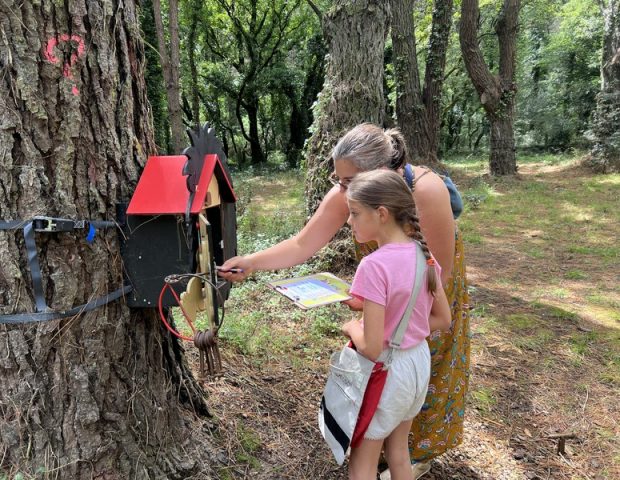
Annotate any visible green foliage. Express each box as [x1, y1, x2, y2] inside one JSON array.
[[470, 387, 496, 413], [515, 0, 602, 150], [311, 314, 342, 338], [439, 0, 603, 155], [142, 0, 605, 165], [142, 0, 323, 166], [190, 0, 320, 166], [234, 425, 262, 468], [565, 269, 587, 280]]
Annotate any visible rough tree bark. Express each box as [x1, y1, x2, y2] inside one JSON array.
[[152, 0, 186, 153], [304, 0, 390, 216], [589, 0, 620, 173], [460, 0, 520, 175], [0, 1, 214, 478], [391, 0, 454, 167]]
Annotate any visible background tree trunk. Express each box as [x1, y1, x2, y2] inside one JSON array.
[[141, 0, 172, 152], [187, 0, 203, 129], [304, 0, 390, 216], [391, 0, 454, 167], [245, 95, 266, 164], [460, 0, 520, 175], [589, 0, 620, 173], [152, 0, 186, 153], [0, 1, 213, 477]]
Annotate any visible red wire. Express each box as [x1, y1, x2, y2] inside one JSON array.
[[166, 284, 197, 335], [158, 283, 193, 342]]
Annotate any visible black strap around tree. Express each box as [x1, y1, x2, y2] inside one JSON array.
[[0, 217, 132, 324], [23, 221, 48, 312], [0, 285, 133, 324]]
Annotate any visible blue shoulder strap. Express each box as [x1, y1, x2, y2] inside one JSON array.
[[404, 164, 414, 189], [403, 164, 463, 219], [443, 174, 463, 219]]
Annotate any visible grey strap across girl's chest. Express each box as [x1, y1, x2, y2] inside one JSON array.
[[389, 242, 427, 348]]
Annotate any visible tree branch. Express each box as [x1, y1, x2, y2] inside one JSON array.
[[306, 0, 322, 22], [459, 0, 500, 107]]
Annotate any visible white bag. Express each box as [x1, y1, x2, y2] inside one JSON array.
[[318, 344, 376, 465], [318, 243, 426, 465]]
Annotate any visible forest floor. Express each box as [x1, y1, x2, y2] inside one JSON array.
[[183, 153, 619, 479]]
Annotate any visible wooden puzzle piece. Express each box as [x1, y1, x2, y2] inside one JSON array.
[[197, 213, 215, 328], [179, 276, 204, 323]]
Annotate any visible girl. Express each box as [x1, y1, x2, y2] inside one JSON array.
[[342, 170, 451, 480]]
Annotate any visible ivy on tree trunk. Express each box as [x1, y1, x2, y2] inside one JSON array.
[[589, 0, 620, 173], [304, 0, 390, 216]]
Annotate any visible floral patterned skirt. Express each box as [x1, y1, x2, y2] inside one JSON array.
[[354, 230, 471, 461]]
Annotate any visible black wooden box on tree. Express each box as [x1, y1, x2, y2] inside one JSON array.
[[118, 125, 237, 327]]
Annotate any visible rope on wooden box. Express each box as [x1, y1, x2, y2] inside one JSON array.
[[158, 273, 225, 378]]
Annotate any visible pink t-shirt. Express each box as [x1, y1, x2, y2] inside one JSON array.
[[349, 242, 442, 350]]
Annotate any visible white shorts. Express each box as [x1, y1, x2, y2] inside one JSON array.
[[364, 341, 431, 440]]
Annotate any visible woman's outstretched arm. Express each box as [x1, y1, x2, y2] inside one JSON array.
[[218, 186, 350, 281]]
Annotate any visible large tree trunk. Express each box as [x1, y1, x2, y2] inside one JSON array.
[[152, 0, 186, 153], [391, 0, 454, 167], [589, 0, 620, 173], [460, 0, 519, 175], [304, 0, 390, 216], [391, 0, 428, 161], [0, 1, 213, 478], [489, 113, 517, 175]]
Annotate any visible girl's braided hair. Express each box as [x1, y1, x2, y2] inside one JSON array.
[[346, 170, 438, 294]]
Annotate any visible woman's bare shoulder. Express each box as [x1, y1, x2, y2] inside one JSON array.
[[412, 166, 450, 202]]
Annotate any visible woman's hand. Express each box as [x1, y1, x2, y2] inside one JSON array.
[[217, 256, 254, 282], [342, 296, 363, 311]]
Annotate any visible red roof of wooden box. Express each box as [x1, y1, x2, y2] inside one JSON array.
[[127, 154, 236, 215]]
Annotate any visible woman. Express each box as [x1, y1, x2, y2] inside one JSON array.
[[219, 124, 470, 478]]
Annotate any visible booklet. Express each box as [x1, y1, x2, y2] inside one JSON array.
[[267, 272, 352, 309]]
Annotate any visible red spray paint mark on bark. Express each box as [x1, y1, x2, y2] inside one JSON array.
[[43, 34, 85, 96]]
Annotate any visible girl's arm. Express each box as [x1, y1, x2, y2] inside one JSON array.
[[219, 186, 350, 281], [413, 168, 456, 284], [428, 285, 451, 332], [342, 299, 384, 362]]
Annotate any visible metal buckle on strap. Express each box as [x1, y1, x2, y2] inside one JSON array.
[[32, 216, 78, 233]]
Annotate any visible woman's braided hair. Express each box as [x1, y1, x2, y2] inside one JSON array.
[[346, 170, 438, 294]]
